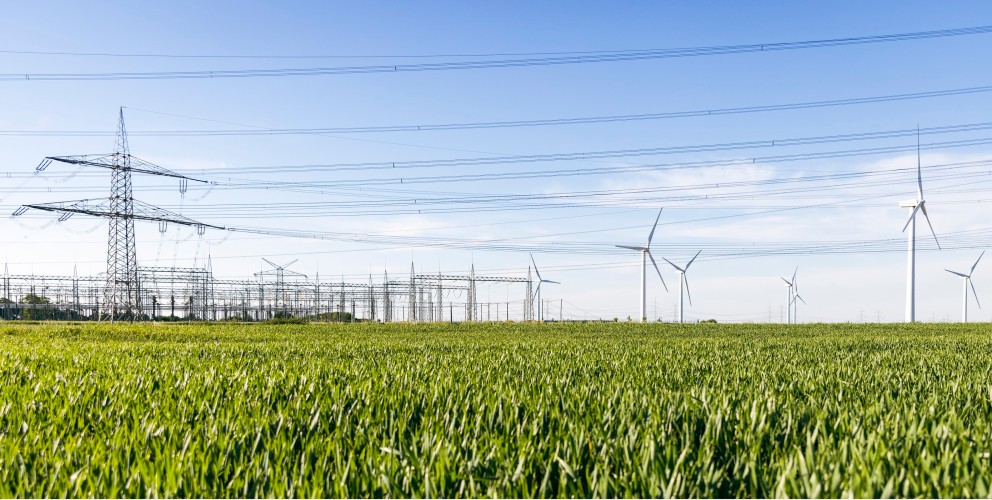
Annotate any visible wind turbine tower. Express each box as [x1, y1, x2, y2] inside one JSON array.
[[945, 251, 983, 322], [662, 250, 701, 323], [900, 131, 940, 322], [615, 208, 668, 322]]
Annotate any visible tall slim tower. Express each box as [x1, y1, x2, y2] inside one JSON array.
[[467, 264, 477, 321], [17, 107, 221, 322], [104, 108, 141, 319], [409, 262, 417, 322], [525, 266, 533, 321]]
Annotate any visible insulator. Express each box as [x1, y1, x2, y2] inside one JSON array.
[[11, 206, 28, 217], [197, 224, 206, 236], [58, 212, 73, 222], [158, 221, 168, 234], [179, 179, 188, 194], [35, 158, 52, 172]]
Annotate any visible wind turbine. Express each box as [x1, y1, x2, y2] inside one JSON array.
[[791, 271, 807, 324], [945, 251, 983, 322], [662, 250, 700, 323], [529, 254, 559, 322], [900, 130, 940, 322], [615, 208, 668, 322], [781, 267, 797, 324]]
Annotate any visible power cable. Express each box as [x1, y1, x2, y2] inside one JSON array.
[[3, 25, 990, 81], [2, 84, 990, 136]]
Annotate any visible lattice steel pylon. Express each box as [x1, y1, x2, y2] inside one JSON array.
[[13, 108, 221, 321], [254, 258, 306, 313], [105, 108, 140, 320]]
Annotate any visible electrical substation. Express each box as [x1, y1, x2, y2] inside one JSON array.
[[5, 110, 538, 322]]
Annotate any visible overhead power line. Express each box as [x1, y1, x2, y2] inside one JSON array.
[[6, 127, 992, 189], [3, 84, 991, 136], [181, 121, 992, 175], [3, 26, 991, 81]]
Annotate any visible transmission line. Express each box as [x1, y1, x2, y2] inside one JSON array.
[[3, 84, 991, 136], [3, 25, 990, 81]]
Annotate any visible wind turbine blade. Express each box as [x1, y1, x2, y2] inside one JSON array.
[[901, 202, 922, 232], [615, 245, 648, 251], [534, 281, 542, 297], [791, 267, 798, 285], [647, 207, 663, 247], [945, 269, 969, 278], [661, 256, 683, 272], [683, 275, 693, 306], [685, 250, 702, 270], [781, 277, 793, 286], [970, 279, 981, 309], [283, 259, 299, 269], [530, 253, 543, 282], [795, 294, 807, 305], [262, 258, 278, 269], [971, 251, 985, 274], [647, 251, 669, 292], [543, 280, 560, 285], [919, 202, 941, 250]]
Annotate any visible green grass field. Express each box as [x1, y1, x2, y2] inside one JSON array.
[[1, 322, 991, 497]]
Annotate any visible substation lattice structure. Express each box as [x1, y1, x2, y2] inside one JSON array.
[[0, 262, 537, 322], [5, 109, 540, 322]]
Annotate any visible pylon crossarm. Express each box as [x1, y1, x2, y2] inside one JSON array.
[[44, 154, 208, 183], [18, 199, 224, 230]]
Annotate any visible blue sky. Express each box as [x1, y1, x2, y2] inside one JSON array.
[[3, 2, 992, 322]]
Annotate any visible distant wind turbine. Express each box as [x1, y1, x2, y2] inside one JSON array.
[[791, 270, 807, 324], [530, 254, 559, 322], [662, 250, 700, 324], [945, 251, 983, 322], [781, 267, 797, 324], [615, 208, 668, 322], [900, 130, 940, 322]]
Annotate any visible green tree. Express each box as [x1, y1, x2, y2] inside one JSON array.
[[20, 294, 50, 305]]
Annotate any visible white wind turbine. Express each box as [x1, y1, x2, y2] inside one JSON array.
[[530, 254, 559, 322], [662, 250, 700, 323], [791, 271, 807, 324], [945, 251, 983, 322], [900, 132, 940, 322], [780, 267, 797, 324], [615, 208, 668, 322]]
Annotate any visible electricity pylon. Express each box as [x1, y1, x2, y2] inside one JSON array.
[[13, 108, 221, 321]]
